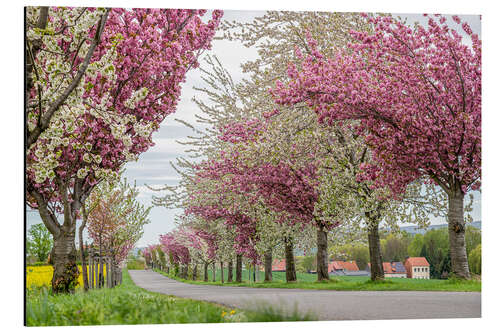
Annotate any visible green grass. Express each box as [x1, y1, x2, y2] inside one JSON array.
[[26, 269, 314, 326], [126, 259, 145, 270], [157, 268, 481, 292]]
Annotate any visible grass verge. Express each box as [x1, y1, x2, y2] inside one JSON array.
[[26, 269, 314, 326], [155, 269, 481, 292]]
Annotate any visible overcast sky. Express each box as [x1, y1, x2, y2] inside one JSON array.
[[26, 11, 481, 248]]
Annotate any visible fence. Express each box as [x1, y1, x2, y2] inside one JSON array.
[[85, 247, 122, 289]]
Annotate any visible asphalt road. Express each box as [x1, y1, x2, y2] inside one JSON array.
[[128, 270, 481, 321]]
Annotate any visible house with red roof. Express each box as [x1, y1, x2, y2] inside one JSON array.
[[367, 261, 407, 278], [328, 260, 369, 276], [328, 261, 344, 274], [404, 257, 430, 279], [341, 261, 360, 271]]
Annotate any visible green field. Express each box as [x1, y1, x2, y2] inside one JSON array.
[[157, 268, 481, 292], [26, 269, 314, 326]]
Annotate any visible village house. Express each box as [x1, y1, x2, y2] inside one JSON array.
[[328, 260, 370, 276], [366, 261, 407, 278], [384, 262, 407, 278], [404, 257, 430, 279]]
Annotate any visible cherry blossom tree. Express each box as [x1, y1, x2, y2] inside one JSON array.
[[86, 175, 151, 287], [272, 14, 480, 279], [152, 12, 451, 283], [25, 6, 222, 292], [160, 230, 192, 278]]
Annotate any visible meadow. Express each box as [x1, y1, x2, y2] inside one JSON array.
[[26, 269, 314, 326], [156, 268, 481, 292]]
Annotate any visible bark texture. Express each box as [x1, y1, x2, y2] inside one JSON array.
[[284, 237, 297, 282], [316, 226, 330, 281], [30, 183, 87, 293], [264, 248, 273, 282], [236, 254, 242, 282], [203, 262, 209, 281], [192, 263, 197, 280], [220, 261, 224, 283], [212, 262, 216, 282], [367, 218, 384, 281], [447, 191, 471, 279], [51, 232, 79, 293], [98, 242, 104, 287], [227, 260, 233, 282]]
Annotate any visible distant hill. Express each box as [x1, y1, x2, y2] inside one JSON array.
[[399, 221, 481, 235]]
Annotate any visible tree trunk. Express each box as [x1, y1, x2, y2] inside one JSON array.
[[204, 262, 209, 282], [227, 260, 233, 282], [79, 207, 89, 291], [447, 191, 471, 279], [31, 186, 85, 293], [181, 264, 188, 279], [316, 226, 330, 281], [264, 248, 273, 282], [51, 231, 79, 293], [367, 219, 384, 281], [192, 263, 197, 280], [253, 264, 256, 282], [212, 262, 216, 282], [220, 261, 224, 283], [284, 237, 297, 282], [236, 254, 242, 282], [98, 239, 104, 287]]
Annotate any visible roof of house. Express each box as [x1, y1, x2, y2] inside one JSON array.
[[405, 257, 430, 267], [328, 261, 343, 271], [382, 262, 393, 273], [342, 261, 359, 271], [368, 262, 407, 274], [271, 259, 286, 271], [328, 260, 359, 272], [385, 262, 406, 274]]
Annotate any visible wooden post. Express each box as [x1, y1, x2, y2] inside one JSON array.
[[95, 255, 98, 288], [95, 255, 99, 288], [97, 256, 101, 288], [107, 256, 111, 288], [89, 247, 93, 289]]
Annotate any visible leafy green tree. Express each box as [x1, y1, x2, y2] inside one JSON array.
[[438, 251, 452, 279], [381, 233, 411, 262], [27, 223, 53, 262], [407, 234, 425, 257], [298, 255, 316, 273], [419, 229, 449, 279], [329, 243, 370, 270], [468, 244, 481, 275], [465, 226, 481, 257], [349, 244, 370, 270]]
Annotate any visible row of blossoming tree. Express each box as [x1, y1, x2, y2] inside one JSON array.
[[25, 6, 222, 293], [149, 12, 479, 281]]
